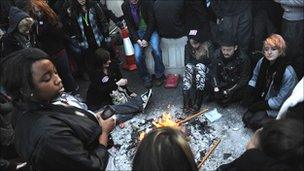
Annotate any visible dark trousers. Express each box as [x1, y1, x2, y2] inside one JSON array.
[[252, 10, 276, 51], [111, 96, 143, 124], [211, 9, 252, 53], [282, 19, 304, 78]]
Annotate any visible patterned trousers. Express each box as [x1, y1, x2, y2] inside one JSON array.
[[183, 63, 208, 91]]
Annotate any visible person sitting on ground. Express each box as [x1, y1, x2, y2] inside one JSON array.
[[217, 119, 303, 171], [209, 34, 251, 106], [0, 48, 115, 170], [132, 127, 198, 171], [242, 34, 298, 130], [1, 7, 37, 58], [86, 48, 152, 124], [182, 29, 214, 113], [122, 0, 165, 88]]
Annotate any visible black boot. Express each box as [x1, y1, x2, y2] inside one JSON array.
[[193, 90, 204, 112], [183, 90, 191, 113]]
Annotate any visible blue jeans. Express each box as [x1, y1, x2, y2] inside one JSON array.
[[133, 31, 165, 82]]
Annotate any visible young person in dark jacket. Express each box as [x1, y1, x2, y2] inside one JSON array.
[[29, 0, 78, 94], [0, 48, 115, 171], [122, 0, 165, 88], [209, 35, 251, 106], [242, 34, 298, 130], [86, 48, 152, 123], [217, 119, 303, 171], [183, 29, 214, 113], [62, 0, 109, 79], [1, 6, 37, 57]]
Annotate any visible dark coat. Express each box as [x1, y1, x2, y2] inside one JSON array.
[[12, 102, 109, 171], [86, 64, 132, 111], [184, 0, 210, 31], [153, 0, 186, 38], [62, 1, 109, 46], [1, 7, 37, 57], [211, 0, 251, 18], [121, 1, 155, 43], [0, 0, 14, 29], [217, 149, 294, 171], [211, 48, 251, 93], [35, 17, 65, 55]]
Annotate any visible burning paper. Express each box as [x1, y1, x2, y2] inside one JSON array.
[[152, 112, 180, 128]]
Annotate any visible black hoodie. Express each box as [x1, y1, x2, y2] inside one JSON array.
[[2, 7, 37, 57]]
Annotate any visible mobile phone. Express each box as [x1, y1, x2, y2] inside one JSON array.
[[100, 105, 116, 120]]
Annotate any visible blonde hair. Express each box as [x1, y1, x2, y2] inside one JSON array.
[[263, 34, 287, 56]]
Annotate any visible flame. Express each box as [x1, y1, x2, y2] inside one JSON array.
[[152, 112, 180, 128], [138, 132, 146, 141], [138, 112, 180, 142]]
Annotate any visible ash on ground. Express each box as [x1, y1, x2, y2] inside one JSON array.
[[108, 102, 253, 171]]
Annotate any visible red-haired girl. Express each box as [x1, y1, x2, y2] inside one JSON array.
[[242, 34, 298, 130]]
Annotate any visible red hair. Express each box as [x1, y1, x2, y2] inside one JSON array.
[[30, 0, 59, 26], [263, 34, 287, 56]]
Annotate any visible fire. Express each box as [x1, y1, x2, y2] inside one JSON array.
[[152, 112, 180, 128], [138, 112, 180, 142], [138, 132, 146, 141]]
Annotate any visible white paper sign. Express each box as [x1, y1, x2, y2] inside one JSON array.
[[205, 108, 222, 122]]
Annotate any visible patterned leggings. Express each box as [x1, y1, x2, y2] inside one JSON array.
[[183, 63, 208, 91]]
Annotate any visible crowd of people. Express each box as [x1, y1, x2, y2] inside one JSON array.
[[0, 0, 303, 171]]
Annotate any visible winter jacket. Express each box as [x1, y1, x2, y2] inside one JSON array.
[[249, 58, 298, 117], [63, 1, 109, 49], [211, 48, 251, 93], [211, 0, 251, 18], [86, 64, 131, 111], [1, 7, 37, 57], [217, 149, 294, 171], [12, 102, 109, 171], [184, 0, 209, 30], [153, 0, 186, 38], [184, 40, 214, 66], [35, 16, 65, 55], [121, 1, 155, 43], [0, 0, 14, 29], [275, 0, 304, 21]]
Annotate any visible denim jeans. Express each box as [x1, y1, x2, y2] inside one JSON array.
[[133, 31, 165, 82]]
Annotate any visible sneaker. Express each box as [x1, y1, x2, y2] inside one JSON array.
[[141, 89, 152, 110], [154, 76, 164, 87], [143, 80, 153, 89]]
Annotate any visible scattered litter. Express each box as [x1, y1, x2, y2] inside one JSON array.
[[204, 108, 222, 122]]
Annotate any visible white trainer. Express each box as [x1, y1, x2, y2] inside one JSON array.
[[141, 89, 152, 110]]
